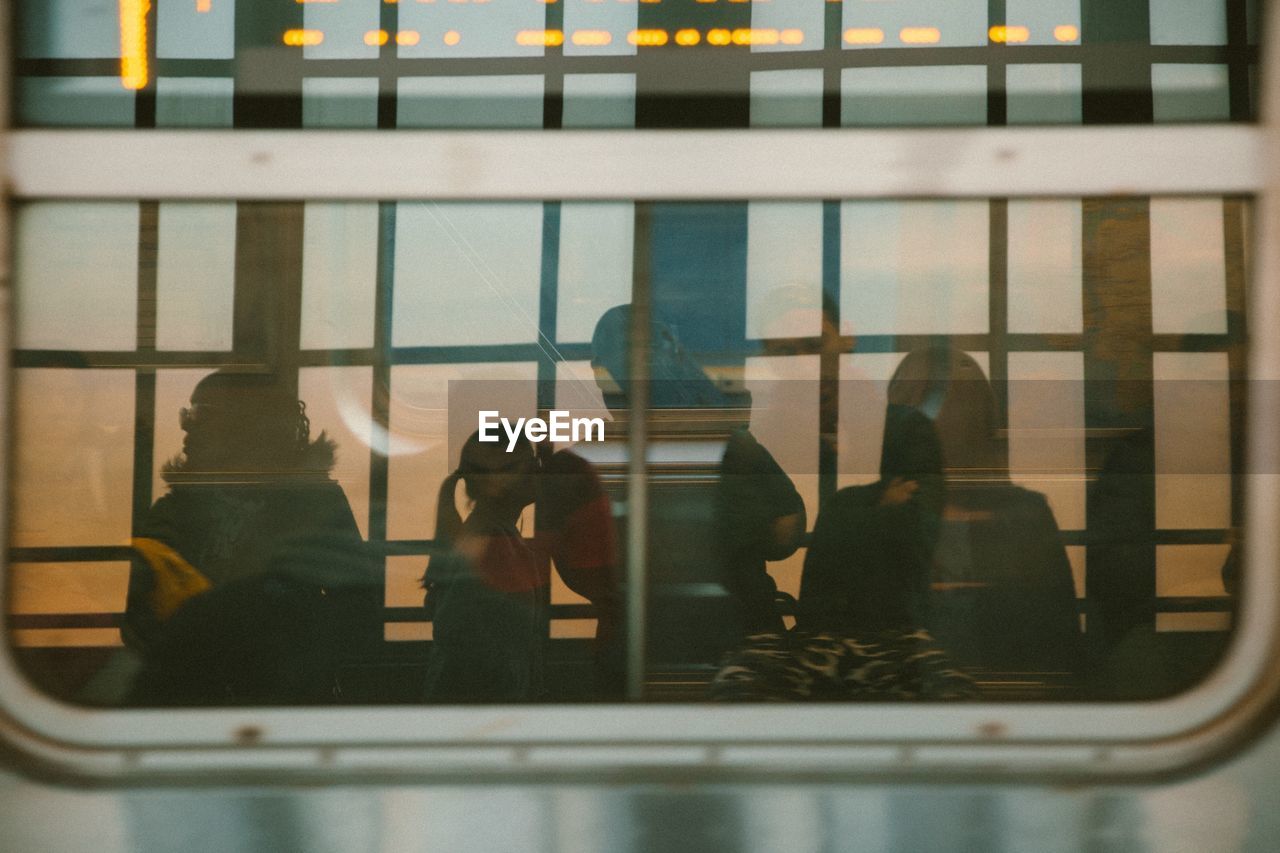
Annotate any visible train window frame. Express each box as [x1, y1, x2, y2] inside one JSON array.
[[0, 3, 1278, 782]]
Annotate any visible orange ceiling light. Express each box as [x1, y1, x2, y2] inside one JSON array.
[[899, 26, 941, 44], [674, 28, 700, 46], [843, 27, 884, 45], [571, 30, 613, 46], [119, 0, 150, 90], [989, 25, 1029, 44], [627, 29, 669, 47], [516, 29, 565, 46]]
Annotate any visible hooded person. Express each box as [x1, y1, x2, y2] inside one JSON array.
[[124, 369, 377, 705]]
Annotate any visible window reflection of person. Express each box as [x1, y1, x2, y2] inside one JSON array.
[[124, 369, 376, 705], [423, 428, 623, 702], [591, 304, 806, 649], [422, 431, 544, 703], [888, 347, 1083, 686], [1089, 309, 1245, 698], [713, 402, 975, 701]]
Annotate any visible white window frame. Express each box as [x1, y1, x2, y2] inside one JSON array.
[[0, 6, 1278, 783]]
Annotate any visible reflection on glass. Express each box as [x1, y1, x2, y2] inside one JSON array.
[[398, 76, 544, 129], [156, 78, 234, 127], [1005, 0, 1081, 46], [12, 369, 136, 548], [750, 70, 823, 128], [156, 204, 237, 351], [301, 203, 379, 350], [1007, 200, 1082, 334], [6, 198, 1248, 706], [303, 0, 380, 61], [557, 204, 635, 343], [392, 203, 543, 348], [841, 66, 987, 126], [840, 201, 989, 335], [15, 204, 139, 350], [842, 0, 987, 49], [1150, 0, 1227, 45], [562, 74, 636, 129], [303, 78, 380, 129], [1150, 199, 1228, 335], [17, 78, 135, 127], [1006, 64, 1083, 125], [1152, 64, 1232, 121], [10, 0, 1258, 127], [563, 0, 638, 59], [157, 0, 234, 59]]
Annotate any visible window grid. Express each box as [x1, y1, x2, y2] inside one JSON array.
[[3, 2, 1255, 663]]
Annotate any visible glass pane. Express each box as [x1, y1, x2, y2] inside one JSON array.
[[13, 0, 1257, 126], [840, 201, 989, 335], [156, 203, 237, 351], [15, 203, 139, 350], [5, 197, 1250, 708], [1152, 64, 1232, 122]]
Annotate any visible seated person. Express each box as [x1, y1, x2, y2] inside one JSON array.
[[591, 304, 806, 662], [888, 347, 1083, 683], [422, 431, 545, 703], [125, 369, 377, 706], [711, 404, 975, 701]]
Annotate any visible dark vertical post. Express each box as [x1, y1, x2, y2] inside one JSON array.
[[231, 0, 306, 395]]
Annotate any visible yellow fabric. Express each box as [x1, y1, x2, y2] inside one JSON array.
[[131, 537, 212, 621]]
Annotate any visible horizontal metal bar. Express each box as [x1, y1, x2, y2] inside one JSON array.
[[7, 126, 1263, 200]]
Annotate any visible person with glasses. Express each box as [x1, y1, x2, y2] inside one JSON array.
[[122, 369, 377, 705]]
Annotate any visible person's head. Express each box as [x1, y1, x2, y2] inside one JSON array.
[[170, 369, 333, 476], [434, 429, 538, 544], [887, 347, 1001, 474], [590, 304, 736, 410]]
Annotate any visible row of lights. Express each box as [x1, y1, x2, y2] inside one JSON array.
[[844, 24, 1079, 45], [285, 27, 803, 47], [284, 24, 1080, 49]]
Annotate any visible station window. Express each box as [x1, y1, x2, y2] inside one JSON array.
[[0, 0, 1274, 776]]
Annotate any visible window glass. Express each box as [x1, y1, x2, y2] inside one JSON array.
[[1006, 65, 1083, 125], [12, 0, 1256, 127], [156, 203, 237, 351], [1007, 200, 1083, 334], [842, 0, 988, 48], [5, 197, 1248, 708], [1150, 199, 1228, 335], [156, 0, 235, 59], [840, 201, 989, 335], [15, 204, 139, 350], [397, 76, 544, 129], [1004, 0, 1081, 46], [155, 78, 232, 127], [562, 74, 636, 129], [1152, 64, 1232, 122], [1150, 0, 1228, 45], [16, 78, 134, 127], [563, 0, 638, 59], [841, 67, 987, 126], [750, 70, 824, 128], [300, 203, 379, 350], [303, 78, 380, 129]]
